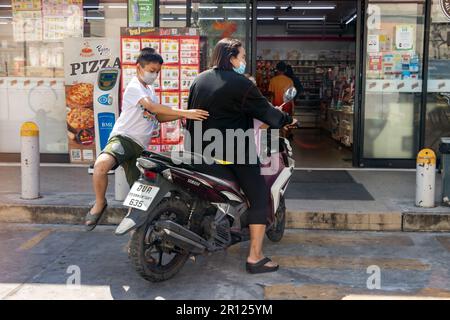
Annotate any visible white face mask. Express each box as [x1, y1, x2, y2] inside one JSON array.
[[141, 70, 158, 85]]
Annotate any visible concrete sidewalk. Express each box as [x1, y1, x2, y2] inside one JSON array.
[[0, 165, 450, 231]]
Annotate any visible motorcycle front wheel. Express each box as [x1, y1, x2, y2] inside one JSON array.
[[128, 197, 191, 282]]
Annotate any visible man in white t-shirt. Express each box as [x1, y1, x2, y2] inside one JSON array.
[[85, 47, 208, 231]]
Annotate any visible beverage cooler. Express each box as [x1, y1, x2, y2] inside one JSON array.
[[120, 27, 200, 152]]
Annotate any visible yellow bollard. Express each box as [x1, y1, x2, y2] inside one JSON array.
[[21, 121, 40, 199], [415, 148, 436, 208]]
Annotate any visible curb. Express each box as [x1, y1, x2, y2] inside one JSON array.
[[0, 204, 126, 225], [1, 204, 450, 232]]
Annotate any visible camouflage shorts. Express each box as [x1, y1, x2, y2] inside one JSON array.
[[100, 135, 144, 187]]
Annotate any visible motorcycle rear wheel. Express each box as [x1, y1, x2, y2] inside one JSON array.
[[128, 197, 191, 282], [266, 196, 286, 242]]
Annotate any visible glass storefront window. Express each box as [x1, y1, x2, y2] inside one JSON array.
[[160, 0, 187, 27], [425, 0, 450, 153], [190, 0, 251, 71], [0, 1, 128, 155], [363, 0, 425, 160]]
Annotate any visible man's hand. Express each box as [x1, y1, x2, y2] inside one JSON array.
[[182, 109, 209, 120]]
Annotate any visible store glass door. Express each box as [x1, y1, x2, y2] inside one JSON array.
[[360, 0, 426, 166]]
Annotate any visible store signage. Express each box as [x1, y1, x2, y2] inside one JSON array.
[[64, 38, 120, 164], [440, 0, 450, 20], [68, 42, 120, 76], [128, 0, 155, 27], [121, 27, 199, 37]]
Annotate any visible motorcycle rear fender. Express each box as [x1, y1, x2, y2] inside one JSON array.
[[115, 176, 173, 236]]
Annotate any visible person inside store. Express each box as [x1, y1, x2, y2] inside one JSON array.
[[268, 61, 294, 115], [84, 47, 209, 231], [185, 38, 297, 274]]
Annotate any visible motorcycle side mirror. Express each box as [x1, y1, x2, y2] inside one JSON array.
[[283, 86, 297, 103]]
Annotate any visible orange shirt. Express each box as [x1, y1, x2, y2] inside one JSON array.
[[268, 74, 294, 107]]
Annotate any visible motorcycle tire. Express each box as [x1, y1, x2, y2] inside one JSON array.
[[129, 197, 191, 282], [266, 196, 286, 242]]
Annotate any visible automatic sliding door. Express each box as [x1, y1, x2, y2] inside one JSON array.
[[361, 0, 425, 164]]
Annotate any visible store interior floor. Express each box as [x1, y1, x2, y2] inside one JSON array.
[[290, 128, 353, 168]]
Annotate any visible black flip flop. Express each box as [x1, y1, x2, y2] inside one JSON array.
[[85, 202, 108, 232], [246, 257, 279, 274]]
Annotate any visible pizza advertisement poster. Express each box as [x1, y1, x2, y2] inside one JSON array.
[[120, 32, 199, 152], [64, 37, 120, 163]]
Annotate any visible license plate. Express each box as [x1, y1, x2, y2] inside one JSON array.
[[123, 182, 160, 211]]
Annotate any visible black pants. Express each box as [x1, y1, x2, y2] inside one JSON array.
[[195, 163, 270, 225]]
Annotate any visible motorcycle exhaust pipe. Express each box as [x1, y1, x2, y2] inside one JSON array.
[[155, 220, 212, 254]]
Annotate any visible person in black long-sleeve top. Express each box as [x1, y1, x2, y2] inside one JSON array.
[[186, 38, 295, 274]]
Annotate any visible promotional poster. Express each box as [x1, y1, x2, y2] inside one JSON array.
[[64, 38, 120, 163]]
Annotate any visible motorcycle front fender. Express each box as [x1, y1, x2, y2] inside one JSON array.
[[114, 177, 173, 236]]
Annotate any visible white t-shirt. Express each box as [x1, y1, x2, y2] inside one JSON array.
[[109, 76, 159, 148]]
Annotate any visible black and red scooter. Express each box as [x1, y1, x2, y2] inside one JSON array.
[[115, 88, 297, 282]]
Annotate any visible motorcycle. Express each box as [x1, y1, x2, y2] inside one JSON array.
[[115, 88, 298, 282]]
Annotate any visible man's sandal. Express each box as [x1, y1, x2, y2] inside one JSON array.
[[85, 202, 108, 231], [246, 257, 279, 274]]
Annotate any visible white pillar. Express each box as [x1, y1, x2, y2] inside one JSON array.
[[115, 166, 129, 201], [415, 148, 436, 208], [21, 122, 40, 199]]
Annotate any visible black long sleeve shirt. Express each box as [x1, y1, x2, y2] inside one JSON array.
[[185, 68, 293, 165]]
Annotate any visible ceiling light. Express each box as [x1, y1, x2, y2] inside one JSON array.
[[199, 6, 218, 9], [83, 5, 104, 9], [164, 5, 186, 9], [257, 17, 275, 20], [223, 6, 246, 9], [291, 5, 336, 10], [198, 17, 224, 20], [257, 6, 276, 10], [278, 17, 325, 21], [84, 17, 104, 20], [228, 17, 246, 20], [108, 5, 127, 9]]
